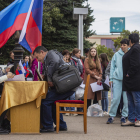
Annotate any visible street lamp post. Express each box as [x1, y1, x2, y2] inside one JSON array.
[[73, 3, 88, 56], [12, 31, 25, 74]]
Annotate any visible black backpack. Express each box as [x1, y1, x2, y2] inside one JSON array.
[[52, 64, 82, 94]]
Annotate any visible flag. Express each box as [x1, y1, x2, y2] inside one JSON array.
[[23, 61, 30, 78], [15, 64, 23, 75], [0, 0, 43, 53], [19, 60, 25, 74], [15, 60, 25, 75]]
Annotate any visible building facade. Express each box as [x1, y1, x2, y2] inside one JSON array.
[[86, 34, 120, 51]]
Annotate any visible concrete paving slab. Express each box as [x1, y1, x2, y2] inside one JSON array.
[[0, 115, 140, 140]]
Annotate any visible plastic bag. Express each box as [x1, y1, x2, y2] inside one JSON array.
[[75, 86, 84, 100], [87, 104, 103, 117]]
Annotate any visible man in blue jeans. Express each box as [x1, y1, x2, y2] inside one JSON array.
[[33, 46, 74, 132], [122, 33, 140, 127]]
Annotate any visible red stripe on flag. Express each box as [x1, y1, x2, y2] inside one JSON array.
[[0, 13, 27, 48], [25, 12, 42, 52]]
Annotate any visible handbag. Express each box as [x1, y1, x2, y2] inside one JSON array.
[[52, 65, 83, 94], [102, 79, 109, 91]]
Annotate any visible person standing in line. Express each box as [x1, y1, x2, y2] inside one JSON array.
[[106, 39, 129, 124], [84, 48, 90, 58], [30, 54, 43, 81], [62, 50, 76, 116], [71, 48, 85, 80], [71, 48, 85, 112], [84, 47, 102, 109], [99, 53, 109, 115], [105, 59, 124, 117], [122, 33, 140, 127]]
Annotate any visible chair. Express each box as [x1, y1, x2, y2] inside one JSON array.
[[55, 75, 90, 134]]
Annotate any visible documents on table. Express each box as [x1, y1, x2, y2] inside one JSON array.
[[6, 74, 25, 81], [90, 82, 103, 92]]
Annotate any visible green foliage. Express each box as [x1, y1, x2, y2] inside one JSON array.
[[42, 0, 96, 52], [0, 0, 96, 64], [43, 3, 63, 33], [96, 44, 114, 60], [0, 0, 15, 64], [112, 29, 140, 50]]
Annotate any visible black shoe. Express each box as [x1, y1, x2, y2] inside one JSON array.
[[40, 127, 54, 133], [0, 127, 9, 134], [54, 127, 67, 131], [1, 119, 10, 131]]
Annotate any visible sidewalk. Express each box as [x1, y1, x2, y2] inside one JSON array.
[[1, 115, 140, 140]]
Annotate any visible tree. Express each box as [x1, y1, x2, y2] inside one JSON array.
[[0, 0, 64, 64], [0, 0, 96, 64], [96, 44, 114, 60], [112, 29, 140, 50], [42, 0, 96, 52], [0, 0, 15, 64]]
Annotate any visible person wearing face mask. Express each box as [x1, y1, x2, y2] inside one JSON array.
[[106, 39, 129, 125], [84, 47, 102, 109]]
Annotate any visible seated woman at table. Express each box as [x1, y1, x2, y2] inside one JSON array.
[[0, 72, 15, 83], [0, 72, 15, 134]]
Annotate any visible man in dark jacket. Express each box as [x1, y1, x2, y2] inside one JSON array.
[[33, 46, 74, 132], [122, 33, 140, 127]]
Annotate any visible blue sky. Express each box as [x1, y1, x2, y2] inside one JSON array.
[[87, 0, 140, 34]]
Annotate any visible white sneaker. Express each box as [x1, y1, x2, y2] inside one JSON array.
[[65, 113, 70, 116], [105, 112, 109, 115], [65, 110, 70, 116], [103, 111, 109, 115], [103, 111, 106, 115], [71, 113, 78, 116]]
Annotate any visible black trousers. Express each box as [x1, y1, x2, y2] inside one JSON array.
[[0, 110, 8, 127], [87, 93, 98, 109]]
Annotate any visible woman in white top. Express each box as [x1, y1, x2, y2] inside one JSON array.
[[0, 72, 15, 83]]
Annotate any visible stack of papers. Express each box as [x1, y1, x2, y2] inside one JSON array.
[[90, 82, 103, 92], [6, 74, 25, 81], [90, 76, 110, 92]]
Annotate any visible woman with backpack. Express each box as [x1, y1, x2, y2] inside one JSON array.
[[84, 47, 102, 109], [99, 53, 109, 115]]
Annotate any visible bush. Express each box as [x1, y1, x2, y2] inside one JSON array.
[[96, 44, 114, 60]]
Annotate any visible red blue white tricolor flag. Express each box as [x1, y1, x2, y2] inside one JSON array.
[[0, 0, 43, 53]]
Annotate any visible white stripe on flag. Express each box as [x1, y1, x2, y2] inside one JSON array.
[[18, 0, 34, 43]]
